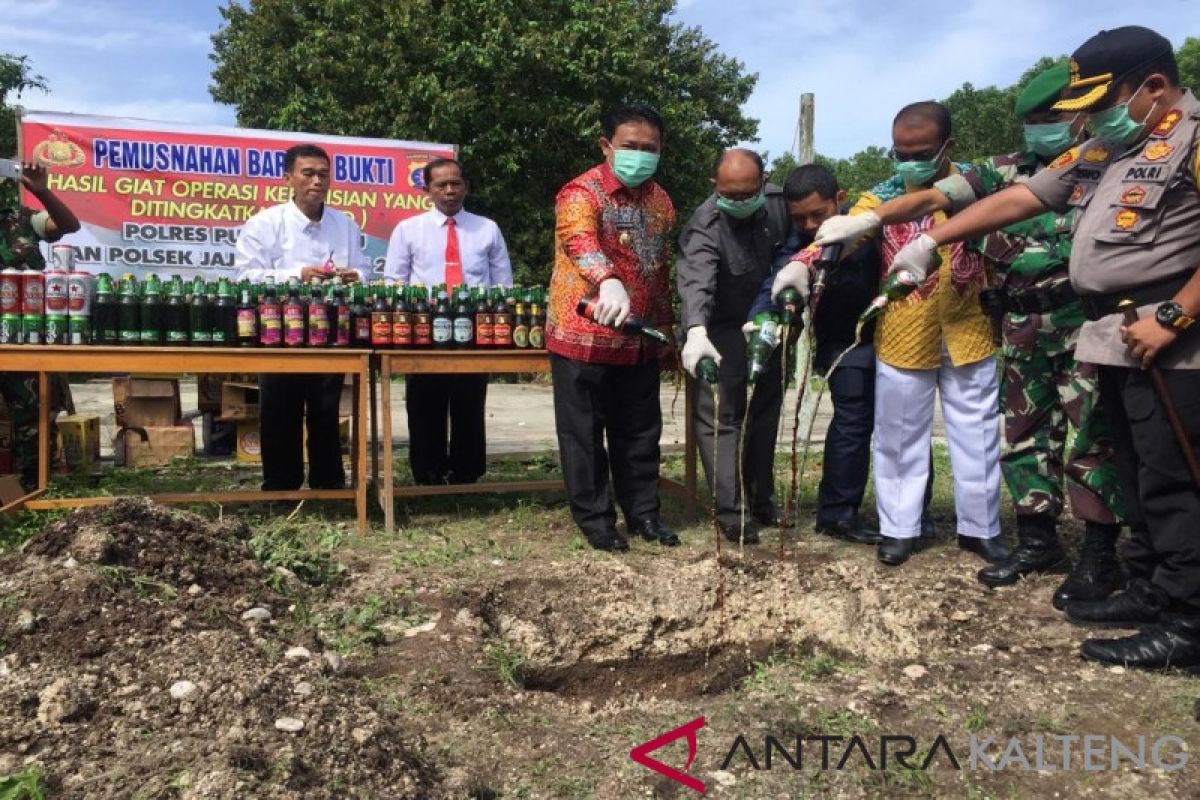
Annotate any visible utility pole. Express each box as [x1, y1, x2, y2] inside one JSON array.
[[798, 93, 815, 165]]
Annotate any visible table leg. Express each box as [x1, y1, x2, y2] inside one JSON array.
[[369, 353, 379, 491], [355, 358, 369, 534], [381, 357, 395, 535], [37, 371, 50, 491]]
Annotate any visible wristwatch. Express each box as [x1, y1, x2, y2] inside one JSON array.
[[1155, 301, 1196, 331]]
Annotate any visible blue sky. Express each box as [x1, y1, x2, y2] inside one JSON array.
[[6, 0, 1200, 160]]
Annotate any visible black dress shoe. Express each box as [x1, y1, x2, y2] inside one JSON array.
[[717, 519, 760, 545], [1065, 579, 1167, 628], [878, 536, 922, 566], [586, 530, 630, 552], [816, 519, 883, 546], [632, 518, 681, 547], [1081, 620, 1200, 672], [958, 535, 1011, 564], [977, 515, 1069, 588], [1052, 522, 1123, 610], [752, 506, 784, 527]]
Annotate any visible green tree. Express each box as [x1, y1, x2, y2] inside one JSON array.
[[210, 0, 757, 285], [1177, 37, 1200, 95], [1, 53, 46, 160]]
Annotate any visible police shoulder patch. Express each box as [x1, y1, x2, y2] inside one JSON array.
[[1069, 184, 1086, 203], [1049, 148, 1079, 170], [1114, 209, 1140, 230], [1083, 146, 1110, 163], [1142, 142, 1175, 162], [1120, 185, 1148, 205], [1152, 109, 1183, 138]]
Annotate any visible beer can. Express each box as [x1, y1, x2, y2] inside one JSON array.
[[20, 269, 44, 314], [67, 271, 94, 316], [22, 313, 42, 344], [44, 269, 70, 314], [44, 314, 67, 345], [0, 267, 20, 314], [68, 315, 89, 345], [0, 312, 19, 344], [50, 244, 76, 271]]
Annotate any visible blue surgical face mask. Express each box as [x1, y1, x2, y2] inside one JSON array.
[[716, 190, 766, 219], [1089, 79, 1159, 148], [610, 149, 660, 188], [1023, 119, 1078, 158], [894, 141, 948, 187]]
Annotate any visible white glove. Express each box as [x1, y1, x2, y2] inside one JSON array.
[[741, 320, 759, 341], [889, 233, 939, 283], [770, 260, 811, 304], [594, 278, 631, 328], [814, 211, 881, 248], [681, 326, 722, 377]]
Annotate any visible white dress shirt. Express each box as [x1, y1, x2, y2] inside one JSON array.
[[383, 208, 512, 287], [235, 200, 369, 282]]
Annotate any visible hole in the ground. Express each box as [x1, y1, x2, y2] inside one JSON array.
[[520, 640, 778, 701]]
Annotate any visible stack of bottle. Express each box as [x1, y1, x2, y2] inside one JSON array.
[[2, 273, 549, 350]]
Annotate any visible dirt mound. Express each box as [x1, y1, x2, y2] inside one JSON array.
[[0, 499, 439, 799]]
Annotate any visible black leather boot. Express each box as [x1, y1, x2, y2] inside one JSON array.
[[977, 514, 1070, 588], [1052, 522, 1122, 610], [1081, 616, 1200, 672], [1065, 577, 1167, 628]]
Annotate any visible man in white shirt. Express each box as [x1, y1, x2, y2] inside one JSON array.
[[235, 143, 368, 491], [384, 158, 512, 484]]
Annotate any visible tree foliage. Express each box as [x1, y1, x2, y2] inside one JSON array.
[[1, 53, 47, 161], [1178, 37, 1200, 96], [209, 0, 758, 284]]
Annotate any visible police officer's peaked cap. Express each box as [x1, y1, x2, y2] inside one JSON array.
[[1054, 26, 1173, 112], [1015, 63, 1071, 117]]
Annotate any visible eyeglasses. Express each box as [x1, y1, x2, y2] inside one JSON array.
[[888, 140, 949, 162]]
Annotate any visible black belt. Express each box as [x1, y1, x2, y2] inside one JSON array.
[[1003, 281, 1079, 314], [1079, 272, 1193, 322]]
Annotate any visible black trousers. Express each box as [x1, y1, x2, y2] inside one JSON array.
[[1098, 365, 1200, 613], [818, 362, 875, 524], [550, 353, 662, 537], [405, 373, 488, 484], [693, 325, 782, 527], [258, 373, 345, 491]]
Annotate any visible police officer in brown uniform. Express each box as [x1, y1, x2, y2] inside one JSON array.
[[884, 26, 1200, 671]]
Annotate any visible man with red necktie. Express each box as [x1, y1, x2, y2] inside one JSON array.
[[384, 158, 513, 484]]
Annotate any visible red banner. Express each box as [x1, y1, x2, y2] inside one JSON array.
[[19, 110, 455, 279]]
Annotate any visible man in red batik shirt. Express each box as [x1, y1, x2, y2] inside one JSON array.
[[547, 102, 677, 552]]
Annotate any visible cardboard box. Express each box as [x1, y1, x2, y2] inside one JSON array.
[[113, 377, 182, 428], [58, 414, 101, 470], [235, 418, 351, 465], [220, 381, 260, 422], [117, 424, 195, 468], [0, 474, 25, 506]]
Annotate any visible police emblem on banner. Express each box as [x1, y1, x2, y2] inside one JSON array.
[[1120, 186, 1148, 205], [31, 131, 85, 168], [1142, 142, 1175, 162]]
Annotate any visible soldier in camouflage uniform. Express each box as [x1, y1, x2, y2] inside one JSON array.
[[963, 66, 1127, 605], [1, 162, 80, 488]]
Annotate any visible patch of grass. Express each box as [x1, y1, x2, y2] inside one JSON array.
[[247, 520, 347, 589], [320, 593, 429, 657], [485, 639, 527, 687], [0, 764, 48, 799], [813, 709, 875, 737], [965, 706, 989, 733], [743, 647, 854, 691], [97, 565, 178, 604], [392, 536, 480, 570], [0, 510, 67, 554]]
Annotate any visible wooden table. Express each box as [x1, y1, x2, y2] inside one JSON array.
[[0, 346, 373, 533], [376, 349, 698, 533]]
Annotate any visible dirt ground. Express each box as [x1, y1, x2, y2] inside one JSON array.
[[2, 450, 1199, 798]]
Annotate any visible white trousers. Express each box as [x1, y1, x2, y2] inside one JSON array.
[[874, 349, 1001, 539]]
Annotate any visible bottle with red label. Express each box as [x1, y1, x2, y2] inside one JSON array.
[[491, 286, 513, 347], [370, 282, 392, 348], [331, 279, 351, 347], [258, 283, 282, 346], [411, 284, 432, 347], [283, 281, 306, 347], [392, 282, 413, 347], [350, 283, 371, 346], [474, 286, 494, 347], [236, 285, 258, 347], [306, 279, 329, 346]]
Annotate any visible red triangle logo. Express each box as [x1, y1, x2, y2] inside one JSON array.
[[629, 716, 706, 794]]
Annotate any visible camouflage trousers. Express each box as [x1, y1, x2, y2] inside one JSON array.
[[0, 373, 67, 488], [1000, 347, 1124, 524]]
